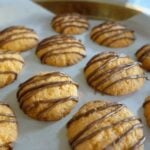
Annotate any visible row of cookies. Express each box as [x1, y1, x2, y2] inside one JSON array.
[[0, 23, 149, 69], [1, 96, 149, 149], [0, 50, 147, 96]]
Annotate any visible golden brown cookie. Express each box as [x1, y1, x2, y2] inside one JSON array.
[[0, 102, 18, 150], [143, 96, 150, 127], [84, 51, 145, 96], [0, 51, 24, 88], [90, 22, 135, 48], [0, 26, 39, 52], [67, 100, 145, 150], [51, 13, 89, 35], [136, 44, 150, 71], [36, 35, 86, 67], [17, 72, 79, 121]]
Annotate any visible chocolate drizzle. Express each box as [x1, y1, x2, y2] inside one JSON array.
[[84, 52, 145, 95], [0, 26, 38, 49], [67, 101, 145, 149], [0, 57, 24, 64], [52, 13, 89, 34], [0, 105, 16, 124], [0, 142, 13, 149], [69, 104, 125, 145], [136, 44, 150, 62], [17, 72, 79, 120], [0, 103, 17, 150], [0, 71, 17, 84], [18, 80, 78, 101], [104, 123, 143, 149], [91, 22, 134, 47], [36, 35, 86, 65], [143, 96, 150, 107]]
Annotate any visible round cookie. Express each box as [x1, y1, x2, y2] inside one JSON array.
[[84, 51, 145, 96], [136, 44, 150, 71], [90, 22, 135, 48], [143, 96, 150, 127], [17, 72, 79, 121], [67, 100, 145, 150], [51, 13, 89, 35], [0, 26, 39, 52], [0, 102, 18, 150], [0, 51, 24, 88], [36, 35, 86, 67]]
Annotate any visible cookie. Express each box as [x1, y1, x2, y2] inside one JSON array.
[[136, 44, 150, 71], [17, 72, 79, 121], [67, 100, 145, 150], [51, 13, 89, 35], [143, 96, 150, 127], [90, 22, 135, 48], [36, 35, 86, 67], [0, 102, 18, 150], [0, 51, 24, 88], [84, 51, 145, 96], [0, 26, 39, 52]]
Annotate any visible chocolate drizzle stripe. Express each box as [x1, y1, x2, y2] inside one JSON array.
[[41, 51, 86, 63], [0, 71, 17, 80], [71, 117, 140, 149], [135, 44, 150, 55], [143, 99, 150, 107], [37, 41, 84, 53], [53, 20, 88, 28], [36, 97, 78, 119], [22, 96, 78, 112], [0, 37, 38, 47], [91, 24, 117, 38], [0, 58, 24, 64], [0, 113, 15, 118], [0, 26, 34, 34], [84, 53, 117, 71], [130, 136, 145, 149], [104, 123, 143, 149], [39, 45, 85, 55], [18, 81, 79, 102], [67, 103, 121, 128], [38, 35, 74, 45], [69, 104, 124, 144], [52, 15, 87, 26], [101, 74, 145, 93], [53, 15, 87, 23], [92, 28, 129, 41], [86, 55, 127, 82], [89, 62, 138, 84], [19, 72, 68, 89], [84, 55, 117, 73], [0, 103, 9, 106], [85, 52, 116, 67], [0, 119, 16, 123], [100, 30, 134, 45], [93, 62, 139, 89], [0, 51, 19, 55], [0, 31, 38, 44], [107, 37, 134, 47], [0, 142, 13, 148], [61, 25, 89, 33], [91, 22, 117, 31], [137, 46, 150, 62]]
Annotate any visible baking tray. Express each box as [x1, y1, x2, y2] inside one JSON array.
[[0, 0, 150, 149]]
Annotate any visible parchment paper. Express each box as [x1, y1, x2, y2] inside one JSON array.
[[0, 0, 150, 149]]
